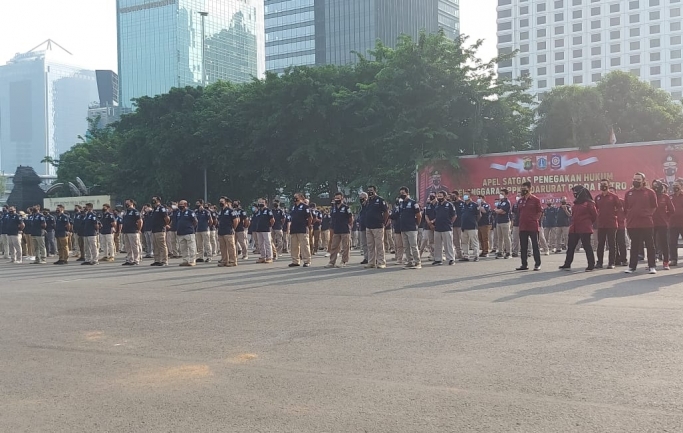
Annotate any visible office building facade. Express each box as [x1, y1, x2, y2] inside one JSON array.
[[265, 0, 459, 73], [0, 41, 98, 176], [496, 0, 683, 101], [117, 0, 265, 107]]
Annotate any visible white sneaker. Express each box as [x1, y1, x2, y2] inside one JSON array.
[[324, 253, 330, 258], [324, 263, 335, 268], [625, 268, 635, 274], [648, 267, 657, 274]]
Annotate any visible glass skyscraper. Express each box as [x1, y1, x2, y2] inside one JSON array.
[[265, 0, 460, 73], [117, 0, 265, 108]]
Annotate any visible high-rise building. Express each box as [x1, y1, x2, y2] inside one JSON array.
[[496, 0, 683, 101], [117, 0, 265, 108], [0, 40, 99, 176], [265, 0, 460, 73], [88, 70, 132, 129]]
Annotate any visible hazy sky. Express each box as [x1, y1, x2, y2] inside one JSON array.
[[0, 0, 497, 72]]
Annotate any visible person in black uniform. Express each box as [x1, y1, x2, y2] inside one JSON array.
[[288, 192, 312, 268], [150, 196, 170, 266], [217, 197, 239, 267], [398, 186, 422, 269], [44, 209, 56, 257], [254, 199, 275, 263], [272, 200, 286, 254], [30, 206, 47, 264], [325, 192, 353, 268], [122, 199, 143, 266], [81, 203, 101, 265], [233, 201, 250, 259], [54, 205, 71, 265]]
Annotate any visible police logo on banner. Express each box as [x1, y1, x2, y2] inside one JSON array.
[[523, 157, 533, 171], [536, 156, 548, 170], [550, 154, 562, 170]]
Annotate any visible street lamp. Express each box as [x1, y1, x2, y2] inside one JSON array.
[[198, 11, 208, 201]]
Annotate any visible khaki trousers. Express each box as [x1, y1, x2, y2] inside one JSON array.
[[366, 228, 386, 266], [8, 234, 22, 262], [0, 234, 6, 257], [434, 230, 455, 262], [272, 229, 284, 253], [209, 230, 218, 256], [166, 231, 179, 257], [72, 233, 80, 256], [290, 232, 311, 265], [100, 233, 115, 259], [57, 236, 69, 262], [462, 229, 479, 258], [393, 232, 404, 263], [124, 233, 141, 264], [544, 227, 557, 250], [452, 228, 463, 259], [402, 231, 420, 265], [236, 232, 248, 257], [219, 234, 237, 266], [558, 226, 570, 249], [384, 228, 394, 252], [256, 232, 273, 259], [328, 233, 351, 265], [512, 226, 520, 254], [24, 234, 33, 256], [312, 229, 321, 253], [321, 230, 330, 251], [32, 235, 47, 262], [84, 235, 98, 263], [496, 222, 511, 254], [478, 225, 491, 254], [196, 231, 211, 260], [153, 231, 168, 264], [282, 231, 290, 252], [178, 234, 196, 264]]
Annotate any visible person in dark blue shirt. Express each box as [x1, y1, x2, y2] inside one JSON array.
[[398, 186, 422, 269], [99, 204, 117, 262], [494, 188, 512, 259], [364, 185, 389, 268], [195, 201, 212, 263], [451, 191, 466, 260], [309, 203, 322, 255], [476, 195, 492, 257], [81, 203, 101, 265], [121, 199, 143, 266], [167, 202, 181, 259], [460, 192, 483, 262], [325, 192, 353, 268], [254, 198, 275, 263], [150, 196, 170, 266], [428, 191, 456, 265], [390, 202, 403, 265], [272, 200, 286, 255], [73, 206, 86, 261], [542, 202, 559, 253], [44, 210, 57, 258], [5, 206, 25, 263], [176, 200, 198, 266], [30, 207, 47, 264], [321, 209, 331, 255], [358, 192, 369, 264], [233, 201, 250, 259], [217, 196, 239, 267], [54, 205, 71, 265], [288, 193, 312, 267], [420, 194, 437, 260]]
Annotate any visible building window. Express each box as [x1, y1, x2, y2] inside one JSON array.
[[498, 21, 513, 31], [555, 77, 565, 86], [610, 17, 620, 26], [630, 54, 641, 64], [556, 64, 565, 73], [573, 10, 582, 19], [537, 16, 547, 24], [520, 18, 529, 27], [649, 0, 659, 5], [630, 28, 640, 37], [555, 26, 565, 35], [651, 52, 661, 61], [498, 9, 512, 18], [537, 29, 547, 37], [573, 75, 583, 84], [555, 39, 565, 48], [538, 67, 547, 75], [649, 11, 660, 20], [651, 66, 661, 75], [555, 51, 565, 60], [630, 41, 640, 50], [672, 64, 682, 73], [651, 80, 661, 89], [538, 92, 547, 101], [521, 56, 530, 65], [573, 62, 583, 71], [573, 0, 582, 5], [611, 57, 621, 66], [538, 3, 547, 11], [555, 0, 564, 8], [610, 3, 620, 12], [610, 44, 621, 53], [499, 34, 513, 43], [499, 0, 512, 5], [555, 12, 564, 21], [573, 36, 582, 45], [672, 91, 682, 101], [521, 69, 530, 77], [591, 7, 600, 16], [591, 33, 601, 42], [538, 41, 547, 50], [592, 59, 602, 68], [591, 20, 601, 30], [672, 36, 682, 46], [538, 79, 547, 88], [520, 44, 530, 52], [673, 50, 683, 59], [650, 39, 661, 48], [610, 30, 620, 40], [672, 78, 683, 87], [592, 73, 602, 82], [521, 31, 530, 40], [574, 48, 583, 58], [538, 54, 547, 62], [673, 22, 682, 32], [573, 23, 582, 32], [672, 8, 681, 18], [520, 6, 529, 14], [629, 0, 639, 9], [650, 25, 660, 34], [629, 14, 640, 23], [630, 68, 640, 77], [499, 59, 513, 68], [592, 46, 601, 55]]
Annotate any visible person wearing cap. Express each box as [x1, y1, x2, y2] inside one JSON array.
[[54, 205, 71, 265], [425, 170, 450, 198], [271, 199, 286, 255], [233, 201, 249, 259], [559, 186, 597, 272], [651, 179, 674, 270], [325, 192, 353, 268], [195, 200, 212, 263], [99, 204, 117, 262], [623, 172, 658, 274], [150, 196, 170, 266]]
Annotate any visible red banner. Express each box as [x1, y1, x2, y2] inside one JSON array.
[[419, 140, 683, 204]]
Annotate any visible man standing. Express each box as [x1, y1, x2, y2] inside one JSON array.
[[430, 191, 455, 265], [494, 189, 512, 259], [195, 201, 212, 263], [477, 195, 491, 258], [609, 187, 629, 266], [5, 207, 24, 263], [142, 204, 154, 259], [516, 182, 543, 271], [234, 201, 250, 260], [73, 206, 85, 260], [556, 198, 572, 251], [282, 211, 291, 254], [669, 180, 683, 266], [358, 192, 369, 264], [420, 194, 436, 260], [254, 198, 275, 263], [209, 204, 219, 258], [320, 209, 331, 254], [122, 199, 143, 266], [542, 202, 558, 253], [399, 186, 422, 270], [652, 180, 674, 270], [53, 205, 71, 265], [176, 200, 198, 266], [325, 192, 353, 268], [271, 200, 286, 254], [217, 197, 239, 267], [167, 202, 180, 259], [150, 197, 170, 266], [364, 185, 389, 269], [594, 179, 622, 269], [309, 203, 322, 255], [451, 191, 465, 260], [510, 196, 521, 257], [390, 202, 404, 265], [30, 206, 47, 264], [44, 210, 56, 257], [459, 193, 481, 262], [288, 193, 312, 268], [81, 203, 101, 265], [99, 204, 117, 262], [624, 173, 658, 274]]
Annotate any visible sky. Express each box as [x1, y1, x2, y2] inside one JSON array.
[[0, 0, 497, 73]]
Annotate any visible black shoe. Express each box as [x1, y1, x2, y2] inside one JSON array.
[[303, 263, 310, 267], [53, 260, 63, 265], [559, 265, 571, 270], [122, 262, 133, 266], [159, 263, 167, 267], [432, 261, 443, 266], [288, 263, 300, 267], [81, 262, 92, 265], [511, 253, 518, 258], [516, 266, 529, 271], [360, 259, 368, 265], [150, 262, 161, 266], [595, 263, 603, 269], [205, 258, 212, 263], [585, 267, 594, 272], [495, 253, 503, 259], [459, 258, 470, 262], [197, 258, 205, 263], [504, 254, 511, 259], [448, 260, 455, 265], [76, 257, 85, 262], [620, 261, 629, 267]]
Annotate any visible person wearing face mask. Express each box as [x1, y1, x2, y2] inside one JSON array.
[[29, 206, 47, 264], [121, 199, 143, 266], [607, 187, 628, 266], [398, 186, 422, 269], [494, 189, 512, 259], [624, 172, 658, 274], [254, 199, 275, 263], [358, 192, 369, 264], [556, 197, 572, 252], [44, 209, 57, 258], [476, 195, 491, 258], [321, 209, 331, 255], [542, 202, 558, 254], [652, 179, 674, 270], [249, 203, 259, 254], [271, 200, 286, 255], [450, 191, 466, 260], [594, 179, 622, 269], [430, 191, 456, 265], [668, 181, 683, 266], [420, 194, 437, 261], [98, 204, 117, 262], [309, 203, 322, 255], [232, 201, 250, 259], [81, 203, 101, 265], [166, 202, 180, 259], [175, 200, 198, 266], [53, 205, 71, 265], [559, 186, 598, 272], [195, 201, 212, 263], [459, 192, 481, 262], [325, 192, 353, 268], [149, 196, 170, 267], [5, 207, 24, 263], [516, 181, 543, 271], [217, 197, 240, 267], [510, 194, 521, 257], [390, 200, 404, 265], [364, 186, 389, 269], [142, 204, 154, 259], [289, 193, 313, 268]]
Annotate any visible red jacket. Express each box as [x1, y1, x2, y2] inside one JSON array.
[[624, 187, 658, 228], [670, 193, 683, 227], [518, 194, 543, 232], [595, 191, 621, 229], [616, 198, 626, 230], [653, 193, 675, 227], [569, 201, 598, 234]]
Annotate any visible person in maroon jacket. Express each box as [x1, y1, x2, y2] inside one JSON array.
[[651, 179, 675, 270], [668, 180, 683, 266], [609, 187, 628, 266], [623, 172, 658, 274], [594, 179, 622, 269], [560, 185, 598, 271], [516, 181, 543, 271]]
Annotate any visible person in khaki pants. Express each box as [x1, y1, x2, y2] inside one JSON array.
[[325, 192, 354, 268], [288, 193, 313, 267], [494, 189, 512, 258], [53, 205, 71, 265], [150, 196, 170, 266], [121, 199, 143, 266], [233, 202, 250, 259], [217, 197, 240, 267], [363, 185, 389, 269], [5, 207, 24, 263]]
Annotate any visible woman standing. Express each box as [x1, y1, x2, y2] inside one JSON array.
[[559, 185, 598, 272], [651, 179, 674, 270]]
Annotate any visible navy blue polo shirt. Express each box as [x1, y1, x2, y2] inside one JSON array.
[[30, 214, 45, 236], [176, 209, 197, 235], [5, 213, 22, 235], [543, 207, 557, 227], [365, 196, 388, 229], [235, 209, 247, 233], [0, 213, 7, 235], [217, 207, 237, 235], [321, 213, 331, 231], [272, 208, 285, 230], [209, 211, 217, 231], [100, 212, 116, 235], [452, 200, 466, 228], [289, 203, 310, 234], [122, 209, 141, 234], [196, 209, 211, 232], [496, 199, 511, 224], [82, 212, 99, 236], [358, 202, 367, 231], [255, 208, 273, 232], [434, 201, 456, 232], [169, 209, 180, 232], [391, 206, 402, 234], [283, 214, 291, 232], [73, 212, 85, 235], [478, 203, 491, 226], [45, 214, 56, 232], [399, 198, 420, 232], [425, 202, 437, 222], [556, 205, 571, 227], [25, 215, 33, 234], [461, 201, 480, 230], [511, 203, 521, 227], [331, 203, 352, 233], [55, 213, 70, 237], [151, 205, 168, 233], [311, 210, 322, 229]]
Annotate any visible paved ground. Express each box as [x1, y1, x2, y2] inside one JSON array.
[[1, 249, 682, 432]]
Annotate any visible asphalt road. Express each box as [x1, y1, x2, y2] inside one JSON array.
[[1, 249, 682, 432]]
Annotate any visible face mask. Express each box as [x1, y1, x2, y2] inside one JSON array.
[[429, 196, 435, 201], [521, 189, 529, 196], [274, 204, 279, 208], [178, 206, 185, 211], [368, 192, 375, 197], [600, 185, 608, 191], [334, 199, 342, 204], [561, 201, 566, 205], [477, 198, 482, 204], [494, 202, 499, 207], [499, 194, 505, 200], [172, 205, 178, 210], [220, 202, 226, 207], [632, 181, 642, 188], [360, 198, 366, 203], [252, 207, 257, 212], [438, 198, 445, 202], [258, 203, 265, 208], [654, 185, 663, 192], [463, 195, 470, 201], [400, 194, 407, 200]]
